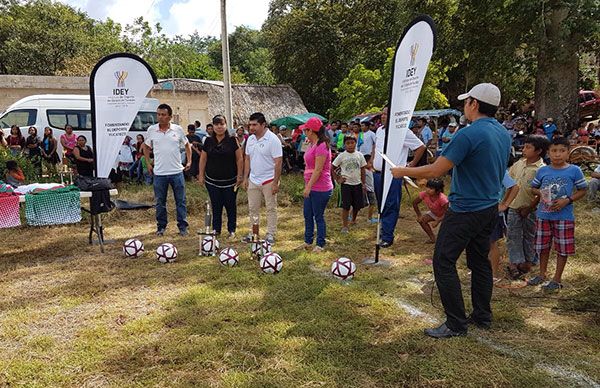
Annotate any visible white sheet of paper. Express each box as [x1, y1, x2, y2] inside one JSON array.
[[376, 150, 419, 188], [377, 150, 397, 168]]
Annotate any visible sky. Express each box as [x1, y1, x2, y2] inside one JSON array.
[[57, 0, 271, 37]]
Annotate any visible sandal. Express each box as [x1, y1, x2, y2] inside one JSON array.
[[542, 280, 563, 292], [506, 265, 521, 280], [527, 275, 545, 286]]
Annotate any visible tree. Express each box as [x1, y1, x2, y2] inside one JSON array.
[[207, 26, 276, 85], [122, 17, 222, 81], [533, 0, 599, 131], [331, 48, 449, 120], [0, 0, 122, 75]]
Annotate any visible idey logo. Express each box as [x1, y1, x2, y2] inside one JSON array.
[[409, 43, 419, 67], [114, 71, 128, 88]]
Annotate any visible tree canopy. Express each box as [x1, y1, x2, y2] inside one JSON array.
[[0, 0, 598, 128]]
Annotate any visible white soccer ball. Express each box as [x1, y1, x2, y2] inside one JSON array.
[[123, 238, 144, 258], [251, 240, 272, 258], [156, 243, 178, 263], [219, 247, 239, 267], [331, 257, 356, 280], [260, 252, 282, 274], [201, 236, 220, 256]]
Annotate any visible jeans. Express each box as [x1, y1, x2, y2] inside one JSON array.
[[303, 190, 332, 247], [205, 183, 238, 234], [129, 159, 142, 181], [153, 172, 188, 231], [373, 171, 403, 243], [433, 205, 497, 332], [506, 208, 538, 265]]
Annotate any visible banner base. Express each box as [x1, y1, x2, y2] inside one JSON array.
[[362, 257, 392, 267]]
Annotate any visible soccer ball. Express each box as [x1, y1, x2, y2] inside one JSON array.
[[219, 248, 239, 267], [251, 240, 272, 258], [201, 236, 220, 256], [260, 252, 283, 274], [123, 238, 144, 258], [331, 257, 356, 280], [156, 243, 178, 263]]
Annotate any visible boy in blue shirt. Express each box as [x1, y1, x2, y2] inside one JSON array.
[[528, 136, 587, 291]]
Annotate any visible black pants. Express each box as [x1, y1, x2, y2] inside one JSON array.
[[205, 183, 238, 234], [433, 205, 497, 332]]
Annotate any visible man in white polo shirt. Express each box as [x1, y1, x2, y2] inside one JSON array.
[[370, 106, 426, 247], [143, 103, 192, 236], [242, 112, 283, 244]]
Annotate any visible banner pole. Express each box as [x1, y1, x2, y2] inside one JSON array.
[[374, 216, 381, 264]]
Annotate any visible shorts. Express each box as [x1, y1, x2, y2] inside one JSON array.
[[535, 219, 575, 256], [425, 211, 441, 221], [341, 183, 364, 210], [489, 212, 507, 242], [364, 190, 376, 207]]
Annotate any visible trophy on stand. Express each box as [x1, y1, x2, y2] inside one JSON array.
[[198, 201, 218, 256]]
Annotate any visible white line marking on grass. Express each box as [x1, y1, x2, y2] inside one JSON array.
[[390, 297, 600, 387], [394, 299, 439, 324], [536, 363, 600, 388]]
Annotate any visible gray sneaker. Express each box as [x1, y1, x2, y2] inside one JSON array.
[[156, 228, 165, 236], [340, 227, 349, 234], [242, 233, 253, 243], [179, 228, 188, 237], [265, 233, 275, 244]]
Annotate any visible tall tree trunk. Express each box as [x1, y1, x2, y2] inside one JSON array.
[[535, 7, 579, 133]]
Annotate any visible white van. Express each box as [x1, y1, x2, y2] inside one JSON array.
[[0, 94, 159, 156]]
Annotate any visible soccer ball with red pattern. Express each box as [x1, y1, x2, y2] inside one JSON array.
[[259, 252, 282, 274], [201, 236, 220, 256], [251, 240, 272, 258], [331, 257, 356, 280], [219, 248, 239, 267], [123, 238, 144, 258], [156, 243, 178, 263]]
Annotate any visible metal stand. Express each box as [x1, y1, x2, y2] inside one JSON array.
[[198, 231, 218, 256], [362, 215, 392, 267], [199, 200, 218, 256], [83, 197, 114, 253]]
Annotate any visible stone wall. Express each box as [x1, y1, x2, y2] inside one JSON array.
[[0, 75, 308, 128]]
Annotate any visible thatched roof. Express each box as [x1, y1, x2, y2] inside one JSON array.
[[155, 79, 308, 126]]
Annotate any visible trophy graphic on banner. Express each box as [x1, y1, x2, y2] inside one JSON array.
[[198, 201, 218, 256]]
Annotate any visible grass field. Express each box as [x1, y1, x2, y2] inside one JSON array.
[[0, 174, 599, 387]]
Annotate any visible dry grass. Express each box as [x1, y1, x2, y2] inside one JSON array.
[[0, 174, 598, 387]]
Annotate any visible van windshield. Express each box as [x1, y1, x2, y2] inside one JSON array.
[[0, 109, 36, 129]]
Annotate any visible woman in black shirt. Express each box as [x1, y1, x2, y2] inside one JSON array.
[[72, 135, 95, 177], [199, 115, 243, 238], [25, 126, 42, 174]]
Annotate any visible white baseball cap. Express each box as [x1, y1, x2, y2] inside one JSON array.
[[458, 83, 501, 106]]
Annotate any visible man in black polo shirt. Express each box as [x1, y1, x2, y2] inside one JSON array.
[[392, 83, 511, 338]]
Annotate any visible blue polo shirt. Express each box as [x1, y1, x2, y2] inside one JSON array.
[[441, 117, 511, 212]]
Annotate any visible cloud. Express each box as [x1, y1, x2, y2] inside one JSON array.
[[57, 0, 270, 37]]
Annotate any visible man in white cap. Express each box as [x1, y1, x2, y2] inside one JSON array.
[[391, 83, 511, 338]]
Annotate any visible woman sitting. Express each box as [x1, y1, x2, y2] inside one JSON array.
[[72, 135, 95, 177], [4, 160, 25, 187], [7, 125, 25, 156]]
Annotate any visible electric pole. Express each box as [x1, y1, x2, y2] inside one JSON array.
[[221, 0, 234, 129]]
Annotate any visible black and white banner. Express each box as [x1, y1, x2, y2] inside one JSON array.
[[380, 16, 436, 212], [90, 53, 158, 178]]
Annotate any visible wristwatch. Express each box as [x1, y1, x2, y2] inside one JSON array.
[[567, 196, 573, 204]]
